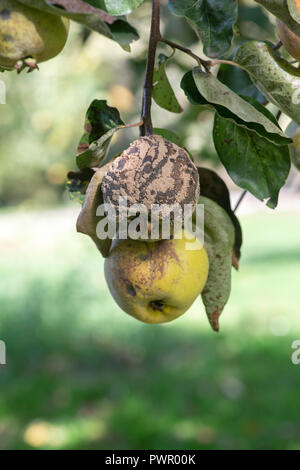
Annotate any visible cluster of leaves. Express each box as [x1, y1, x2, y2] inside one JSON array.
[[18, 0, 141, 49], [63, 0, 300, 330], [49, 0, 298, 330], [64, 0, 298, 210], [1, 0, 296, 208]]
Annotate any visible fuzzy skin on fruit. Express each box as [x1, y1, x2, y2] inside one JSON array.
[[104, 230, 209, 324], [276, 19, 300, 61], [0, 0, 69, 69], [101, 135, 200, 220]]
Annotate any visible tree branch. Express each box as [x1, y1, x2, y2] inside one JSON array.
[[140, 0, 161, 136]]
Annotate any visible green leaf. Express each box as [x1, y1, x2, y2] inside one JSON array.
[[218, 63, 265, 103], [77, 128, 120, 170], [153, 54, 183, 114], [239, 3, 275, 40], [109, 20, 139, 49], [84, 0, 144, 16], [234, 41, 300, 126], [18, 0, 139, 48], [213, 112, 291, 208], [196, 196, 235, 332], [181, 68, 291, 146], [81, 99, 124, 144], [168, 0, 238, 58], [255, 0, 300, 37], [197, 167, 242, 266], [76, 100, 124, 170]]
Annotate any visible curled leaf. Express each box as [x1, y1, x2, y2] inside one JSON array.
[[196, 196, 235, 332], [197, 167, 242, 266], [77, 164, 112, 257], [77, 127, 121, 170], [76, 100, 124, 170], [181, 68, 291, 146]]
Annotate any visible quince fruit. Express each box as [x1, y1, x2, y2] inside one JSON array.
[[104, 230, 209, 324], [0, 0, 69, 70]]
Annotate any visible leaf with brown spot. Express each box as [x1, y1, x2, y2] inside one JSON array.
[[197, 167, 242, 267], [76, 100, 124, 170], [196, 196, 235, 332], [181, 68, 291, 146], [234, 41, 300, 127]]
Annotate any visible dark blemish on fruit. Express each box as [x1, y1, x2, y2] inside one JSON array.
[[126, 283, 136, 297], [150, 300, 165, 312], [0, 9, 11, 20], [139, 252, 151, 262], [117, 158, 126, 170], [2, 34, 13, 42]]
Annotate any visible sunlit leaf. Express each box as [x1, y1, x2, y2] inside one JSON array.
[[234, 41, 300, 126], [168, 0, 238, 58], [181, 68, 291, 146], [153, 54, 183, 114]]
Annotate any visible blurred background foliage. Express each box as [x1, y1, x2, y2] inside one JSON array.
[[0, 0, 282, 209], [0, 0, 299, 450]]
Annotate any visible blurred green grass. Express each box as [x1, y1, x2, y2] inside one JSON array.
[[0, 208, 299, 450]]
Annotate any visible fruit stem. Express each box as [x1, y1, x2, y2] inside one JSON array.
[[140, 0, 161, 137]]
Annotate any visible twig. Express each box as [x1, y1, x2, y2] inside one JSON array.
[[159, 37, 210, 71], [123, 119, 144, 129], [234, 190, 247, 212], [210, 59, 242, 69], [273, 40, 282, 51], [140, 0, 161, 136]]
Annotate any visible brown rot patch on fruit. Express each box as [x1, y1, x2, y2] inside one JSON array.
[[0, 9, 11, 20], [150, 300, 165, 312], [101, 135, 200, 220]]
